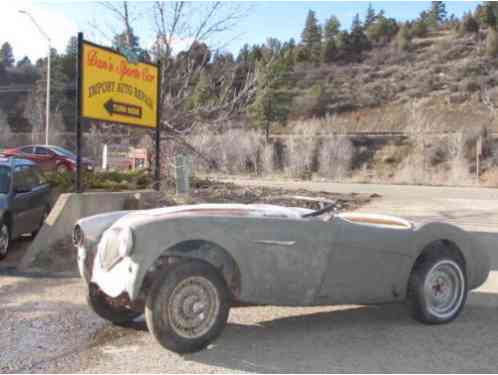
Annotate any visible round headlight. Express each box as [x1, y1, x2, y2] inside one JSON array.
[[118, 227, 134, 257]]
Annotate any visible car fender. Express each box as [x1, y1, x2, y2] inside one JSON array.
[[401, 222, 490, 291]]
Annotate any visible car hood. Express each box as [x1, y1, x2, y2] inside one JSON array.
[[113, 204, 314, 227]]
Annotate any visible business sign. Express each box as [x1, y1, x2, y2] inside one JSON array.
[[80, 41, 159, 128]]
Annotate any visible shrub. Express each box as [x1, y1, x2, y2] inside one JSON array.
[[411, 19, 429, 38], [463, 14, 479, 34], [396, 25, 412, 52], [317, 136, 353, 179]]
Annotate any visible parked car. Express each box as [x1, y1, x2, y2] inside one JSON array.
[[0, 156, 51, 260], [3, 145, 95, 173], [73, 203, 490, 354]]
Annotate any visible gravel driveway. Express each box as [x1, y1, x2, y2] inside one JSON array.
[[1, 273, 498, 373]]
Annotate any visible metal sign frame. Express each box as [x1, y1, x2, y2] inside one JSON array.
[[75, 32, 161, 192]]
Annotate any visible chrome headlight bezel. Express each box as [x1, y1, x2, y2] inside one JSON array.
[[98, 226, 134, 271], [117, 226, 134, 258]]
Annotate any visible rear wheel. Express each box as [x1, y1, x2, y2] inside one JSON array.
[[87, 283, 141, 325], [0, 221, 9, 261], [145, 260, 230, 353], [408, 249, 467, 324]]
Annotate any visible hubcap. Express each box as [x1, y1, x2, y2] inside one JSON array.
[[0, 224, 9, 257], [167, 276, 220, 339], [424, 260, 465, 319]]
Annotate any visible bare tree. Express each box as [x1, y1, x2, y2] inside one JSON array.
[[96, 1, 258, 168]]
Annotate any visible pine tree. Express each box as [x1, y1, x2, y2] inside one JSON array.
[[349, 14, 370, 56], [0, 42, 14, 67], [324, 15, 341, 40], [301, 10, 322, 64], [396, 24, 412, 51], [322, 39, 337, 63], [429, 1, 447, 28], [366, 14, 399, 44], [322, 15, 340, 63], [462, 12, 479, 34], [365, 3, 377, 28], [191, 72, 211, 108], [481, 2, 498, 29]]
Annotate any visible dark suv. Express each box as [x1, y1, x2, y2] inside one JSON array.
[[0, 157, 51, 260]]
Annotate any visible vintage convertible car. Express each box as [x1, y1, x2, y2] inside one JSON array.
[[73, 203, 490, 353]]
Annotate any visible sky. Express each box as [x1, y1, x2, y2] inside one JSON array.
[[1, 1, 482, 63]]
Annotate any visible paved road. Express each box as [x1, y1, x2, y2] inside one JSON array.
[[2, 180, 498, 372]]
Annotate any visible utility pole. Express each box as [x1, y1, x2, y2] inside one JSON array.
[[19, 10, 51, 145]]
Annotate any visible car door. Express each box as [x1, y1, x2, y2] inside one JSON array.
[[34, 146, 57, 171], [10, 165, 35, 237], [24, 165, 50, 228], [317, 217, 413, 305], [235, 217, 335, 306]]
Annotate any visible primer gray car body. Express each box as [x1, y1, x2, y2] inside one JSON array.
[[75, 204, 490, 307]]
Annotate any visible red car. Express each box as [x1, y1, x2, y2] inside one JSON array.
[[3, 145, 95, 173]]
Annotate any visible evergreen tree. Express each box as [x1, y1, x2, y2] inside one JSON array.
[[349, 14, 370, 56], [352, 13, 363, 31], [236, 44, 251, 64], [112, 28, 148, 61], [481, 2, 498, 29], [396, 24, 412, 51], [365, 3, 377, 28], [429, 1, 447, 28], [301, 10, 322, 63], [322, 38, 337, 63], [0, 42, 14, 67], [249, 60, 291, 141], [191, 72, 211, 108], [16, 56, 32, 68], [324, 15, 341, 40], [462, 12, 479, 34], [366, 14, 399, 44]]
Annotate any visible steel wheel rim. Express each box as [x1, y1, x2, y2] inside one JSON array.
[[0, 224, 9, 257], [424, 260, 465, 319], [166, 276, 220, 339]]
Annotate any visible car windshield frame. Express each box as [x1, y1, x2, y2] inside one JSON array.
[[48, 146, 76, 158], [0, 165, 11, 194]]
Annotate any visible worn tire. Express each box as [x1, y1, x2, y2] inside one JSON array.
[[87, 283, 141, 325], [145, 260, 230, 354], [0, 221, 10, 261], [408, 248, 467, 324]]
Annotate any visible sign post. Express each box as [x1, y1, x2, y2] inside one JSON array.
[[76, 33, 161, 192]]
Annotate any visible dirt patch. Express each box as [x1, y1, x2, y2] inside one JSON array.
[[146, 177, 375, 211]]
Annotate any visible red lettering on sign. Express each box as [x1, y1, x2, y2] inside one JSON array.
[[86, 46, 156, 83], [119, 61, 140, 80]]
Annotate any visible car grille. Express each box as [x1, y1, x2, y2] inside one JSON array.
[[99, 230, 121, 270]]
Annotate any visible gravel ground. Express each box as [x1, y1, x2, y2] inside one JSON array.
[[1, 273, 498, 373]]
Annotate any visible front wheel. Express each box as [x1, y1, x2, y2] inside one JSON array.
[[87, 283, 141, 325], [145, 260, 230, 354], [408, 250, 467, 324], [0, 222, 10, 261]]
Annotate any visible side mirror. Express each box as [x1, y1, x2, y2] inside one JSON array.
[[15, 184, 31, 194]]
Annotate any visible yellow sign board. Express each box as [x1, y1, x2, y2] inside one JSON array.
[[80, 41, 159, 128]]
